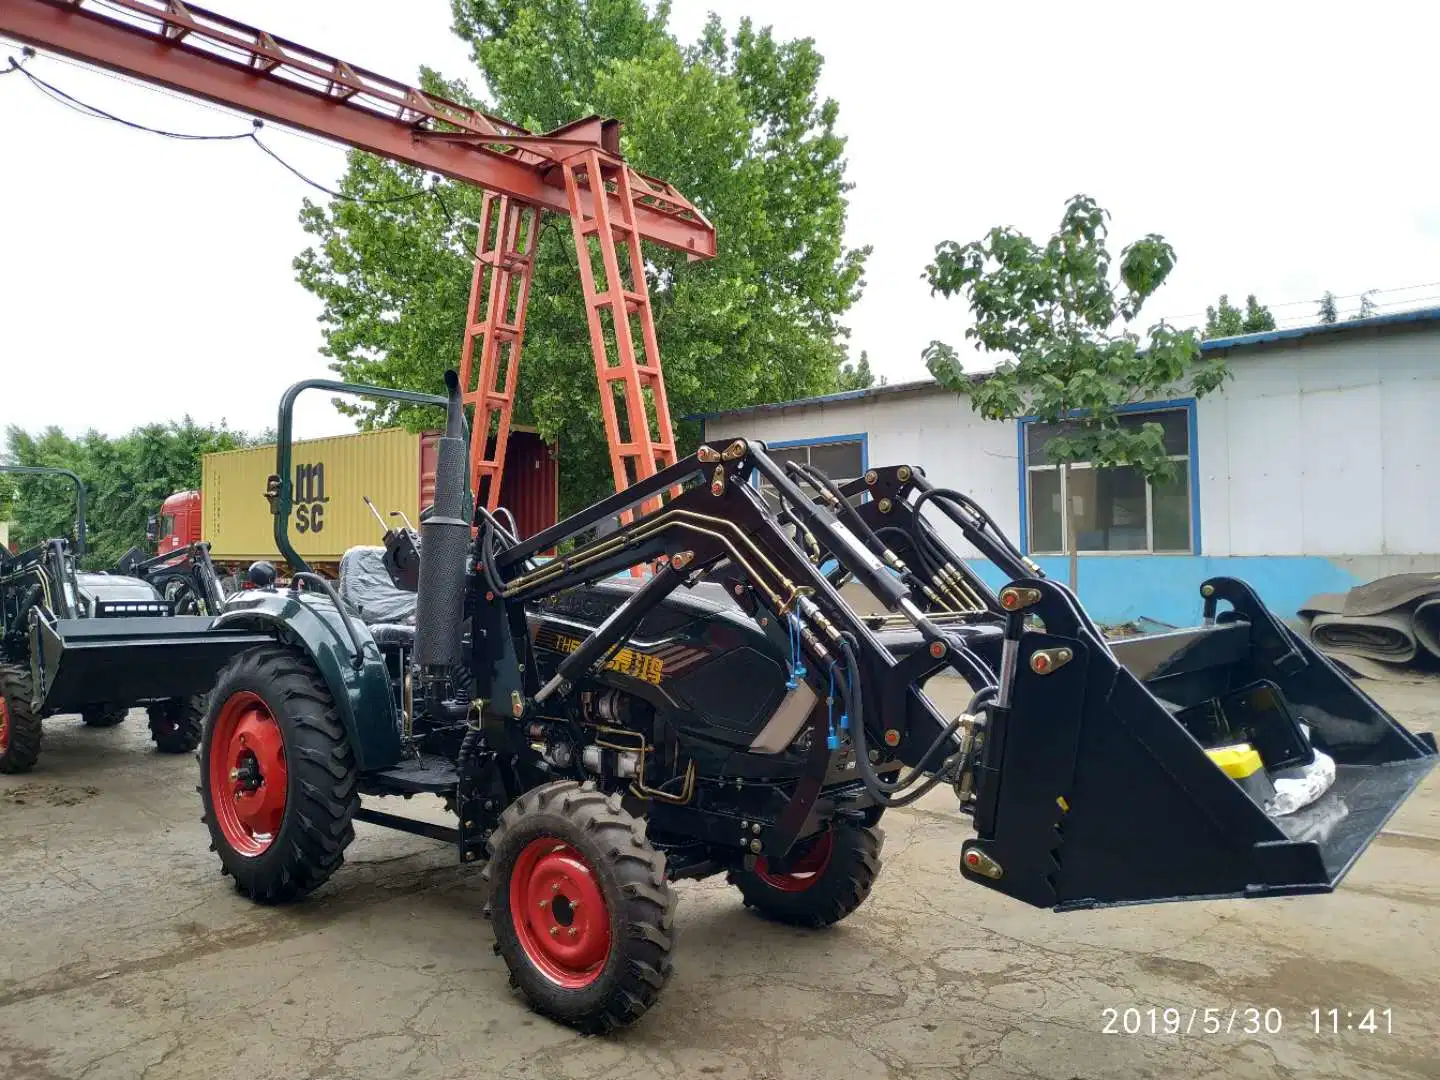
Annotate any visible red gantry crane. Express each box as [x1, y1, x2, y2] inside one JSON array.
[[0, 0, 717, 515]]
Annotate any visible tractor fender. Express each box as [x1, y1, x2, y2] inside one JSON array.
[[213, 591, 402, 772]]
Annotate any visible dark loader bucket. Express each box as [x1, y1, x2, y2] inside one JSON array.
[[31, 615, 271, 714], [961, 577, 1437, 910]]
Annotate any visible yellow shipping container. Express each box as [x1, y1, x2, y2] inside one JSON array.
[[203, 428, 422, 568]]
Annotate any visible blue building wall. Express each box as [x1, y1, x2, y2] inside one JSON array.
[[964, 555, 1358, 628]]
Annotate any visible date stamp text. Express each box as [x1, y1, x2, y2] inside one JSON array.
[[1100, 1006, 1395, 1036]]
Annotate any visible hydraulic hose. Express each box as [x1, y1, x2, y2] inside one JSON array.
[[874, 524, 944, 588], [479, 521, 507, 600], [912, 486, 1033, 580], [792, 462, 888, 554], [836, 635, 995, 808], [475, 506, 524, 600]]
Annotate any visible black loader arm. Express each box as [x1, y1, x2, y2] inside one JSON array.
[[483, 443, 1435, 913], [486, 439, 1001, 865]]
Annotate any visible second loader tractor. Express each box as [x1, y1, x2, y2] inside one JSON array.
[[195, 373, 1435, 1033], [0, 465, 268, 773]]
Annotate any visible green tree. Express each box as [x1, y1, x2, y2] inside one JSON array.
[[4, 420, 254, 569], [1244, 294, 1277, 333], [836, 349, 876, 391], [1317, 290, 1339, 324], [922, 194, 1227, 588], [295, 0, 870, 514], [1204, 293, 1275, 338], [1350, 289, 1378, 321]]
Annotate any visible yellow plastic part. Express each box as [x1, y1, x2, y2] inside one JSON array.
[[1205, 743, 1264, 779]]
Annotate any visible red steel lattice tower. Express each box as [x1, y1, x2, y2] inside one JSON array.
[[2, 0, 717, 521]]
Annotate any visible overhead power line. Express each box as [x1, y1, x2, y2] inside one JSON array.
[[4, 50, 457, 215]]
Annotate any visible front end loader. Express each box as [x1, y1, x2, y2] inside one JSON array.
[[0, 466, 268, 772], [194, 373, 1435, 1033]]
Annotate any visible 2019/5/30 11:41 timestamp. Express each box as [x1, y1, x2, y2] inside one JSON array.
[[1311, 1008, 1393, 1034]]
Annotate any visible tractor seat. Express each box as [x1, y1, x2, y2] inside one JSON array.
[[338, 545, 417, 626]]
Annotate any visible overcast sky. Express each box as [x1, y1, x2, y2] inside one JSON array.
[[3, 1, 1438, 444]]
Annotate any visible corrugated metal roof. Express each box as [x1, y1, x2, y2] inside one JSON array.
[[690, 305, 1440, 423]]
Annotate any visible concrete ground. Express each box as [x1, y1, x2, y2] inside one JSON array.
[[2, 679, 1437, 1080]]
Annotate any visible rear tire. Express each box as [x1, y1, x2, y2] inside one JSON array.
[[82, 706, 129, 728], [147, 696, 205, 753], [728, 823, 883, 928], [199, 646, 357, 903], [0, 664, 42, 774], [484, 781, 677, 1033]]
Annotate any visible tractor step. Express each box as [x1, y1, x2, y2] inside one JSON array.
[[369, 753, 459, 795]]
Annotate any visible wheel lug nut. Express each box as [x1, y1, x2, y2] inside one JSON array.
[[568, 927, 578, 938], [539, 899, 548, 908], [229, 768, 239, 781], [549, 926, 558, 936]]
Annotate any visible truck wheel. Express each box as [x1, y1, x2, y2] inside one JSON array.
[[147, 696, 205, 753], [82, 706, 129, 728], [0, 664, 42, 774], [199, 647, 357, 904], [484, 781, 676, 1034], [728, 823, 883, 928]]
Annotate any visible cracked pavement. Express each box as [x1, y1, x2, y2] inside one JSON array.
[[1, 677, 1437, 1079]]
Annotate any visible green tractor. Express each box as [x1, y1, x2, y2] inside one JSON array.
[[194, 373, 1434, 1032], [0, 465, 266, 772]]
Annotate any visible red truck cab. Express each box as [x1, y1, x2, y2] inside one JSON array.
[[154, 490, 202, 554]]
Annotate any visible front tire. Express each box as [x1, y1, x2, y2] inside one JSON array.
[[147, 696, 205, 753], [728, 822, 883, 927], [484, 781, 677, 1034], [0, 664, 42, 774], [199, 646, 357, 903], [82, 705, 129, 728]]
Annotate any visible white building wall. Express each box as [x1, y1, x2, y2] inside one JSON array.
[[1198, 329, 1440, 559], [705, 386, 1015, 558], [706, 323, 1440, 577]]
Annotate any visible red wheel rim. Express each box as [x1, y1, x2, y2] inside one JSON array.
[[509, 837, 612, 989], [754, 830, 834, 892], [208, 691, 288, 857], [0, 696, 10, 754]]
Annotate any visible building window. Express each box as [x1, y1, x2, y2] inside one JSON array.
[[758, 437, 866, 510], [1024, 408, 1193, 554]]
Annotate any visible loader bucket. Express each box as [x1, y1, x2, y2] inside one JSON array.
[[30, 615, 271, 714], [961, 577, 1436, 911]]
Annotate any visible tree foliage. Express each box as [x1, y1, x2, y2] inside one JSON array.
[[1350, 289, 1378, 321], [836, 349, 878, 392], [922, 194, 1226, 487], [295, 0, 870, 514], [1317, 290, 1339, 324], [3, 421, 255, 569], [1204, 293, 1275, 338]]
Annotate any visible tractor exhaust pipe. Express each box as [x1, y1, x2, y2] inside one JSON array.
[[414, 370, 471, 680]]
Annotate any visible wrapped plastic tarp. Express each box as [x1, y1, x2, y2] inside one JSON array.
[[337, 545, 416, 625]]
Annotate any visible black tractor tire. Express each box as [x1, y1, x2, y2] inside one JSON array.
[[82, 706, 129, 728], [0, 664, 42, 774], [147, 696, 205, 753], [728, 822, 883, 928], [199, 646, 357, 904], [484, 781, 677, 1034]]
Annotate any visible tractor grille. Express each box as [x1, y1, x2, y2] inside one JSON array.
[[94, 600, 172, 618]]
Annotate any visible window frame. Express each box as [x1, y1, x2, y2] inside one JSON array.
[[1017, 400, 1200, 557], [751, 433, 869, 509]]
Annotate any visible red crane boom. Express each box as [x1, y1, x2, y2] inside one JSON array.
[[1, 0, 717, 514]]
